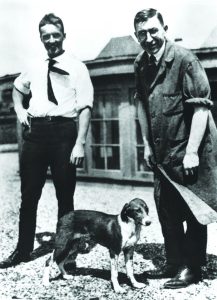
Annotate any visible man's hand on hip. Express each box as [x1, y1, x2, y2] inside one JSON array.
[[17, 109, 30, 127], [183, 151, 199, 176], [70, 143, 85, 167]]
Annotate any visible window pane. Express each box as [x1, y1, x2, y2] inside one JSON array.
[[92, 146, 105, 169], [107, 146, 120, 170], [91, 121, 104, 144], [104, 94, 121, 118], [136, 119, 143, 144], [106, 120, 119, 144], [210, 81, 217, 125], [92, 95, 104, 119], [1, 89, 13, 113], [137, 146, 149, 171], [1, 89, 12, 102], [137, 146, 144, 171]]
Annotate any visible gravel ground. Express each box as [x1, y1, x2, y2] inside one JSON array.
[[0, 152, 217, 300]]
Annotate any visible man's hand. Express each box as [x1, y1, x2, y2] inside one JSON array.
[[144, 143, 155, 169], [70, 143, 85, 167], [183, 151, 199, 176], [17, 109, 30, 127]]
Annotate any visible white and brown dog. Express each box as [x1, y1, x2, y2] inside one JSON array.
[[43, 198, 151, 293]]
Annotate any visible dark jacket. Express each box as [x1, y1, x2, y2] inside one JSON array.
[[135, 40, 217, 213]]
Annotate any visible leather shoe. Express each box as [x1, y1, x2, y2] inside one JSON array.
[[0, 250, 30, 269], [145, 264, 180, 279], [163, 265, 202, 289]]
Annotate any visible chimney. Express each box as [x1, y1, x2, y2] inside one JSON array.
[[174, 38, 183, 43]]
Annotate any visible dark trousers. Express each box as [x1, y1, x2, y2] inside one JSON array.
[[155, 177, 207, 267], [17, 118, 77, 254]]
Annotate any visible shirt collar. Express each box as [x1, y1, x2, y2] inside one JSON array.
[[45, 50, 70, 73], [45, 50, 66, 63], [148, 39, 166, 64]]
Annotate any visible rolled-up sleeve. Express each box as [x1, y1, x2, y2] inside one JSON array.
[[183, 59, 213, 108], [14, 72, 31, 95], [75, 63, 94, 112]]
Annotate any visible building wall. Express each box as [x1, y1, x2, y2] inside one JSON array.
[[0, 76, 17, 144], [206, 68, 217, 122], [1, 56, 217, 182], [76, 74, 153, 182]]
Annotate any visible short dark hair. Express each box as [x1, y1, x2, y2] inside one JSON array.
[[134, 8, 164, 29], [39, 13, 65, 35]]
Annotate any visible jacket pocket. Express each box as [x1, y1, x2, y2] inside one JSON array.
[[162, 93, 188, 140], [163, 93, 183, 116]]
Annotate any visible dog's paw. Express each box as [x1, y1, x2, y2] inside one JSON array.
[[42, 278, 50, 287], [113, 285, 126, 294], [132, 281, 146, 289], [63, 274, 74, 280], [42, 272, 50, 287]]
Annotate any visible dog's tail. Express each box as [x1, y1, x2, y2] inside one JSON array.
[[42, 251, 54, 286]]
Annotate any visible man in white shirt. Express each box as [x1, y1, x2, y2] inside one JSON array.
[[0, 13, 93, 268]]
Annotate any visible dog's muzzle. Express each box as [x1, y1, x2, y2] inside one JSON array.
[[139, 219, 151, 226]]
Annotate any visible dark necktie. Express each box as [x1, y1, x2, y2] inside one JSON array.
[[147, 55, 158, 86], [47, 59, 69, 105]]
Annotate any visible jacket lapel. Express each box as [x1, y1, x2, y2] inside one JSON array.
[[149, 40, 175, 91], [138, 52, 150, 91]]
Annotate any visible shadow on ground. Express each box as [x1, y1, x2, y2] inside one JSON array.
[[31, 232, 55, 260], [30, 232, 217, 282], [51, 267, 149, 287], [135, 243, 217, 280]]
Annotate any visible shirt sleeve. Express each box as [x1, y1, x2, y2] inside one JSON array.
[[14, 71, 31, 95], [75, 62, 94, 112], [183, 59, 213, 108]]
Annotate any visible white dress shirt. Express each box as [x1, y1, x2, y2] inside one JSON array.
[[148, 39, 166, 64], [14, 51, 94, 118]]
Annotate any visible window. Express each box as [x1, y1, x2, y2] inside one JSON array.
[[0, 88, 13, 114], [136, 119, 147, 171], [210, 81, 217, 125], [91, 91, 121, 170]]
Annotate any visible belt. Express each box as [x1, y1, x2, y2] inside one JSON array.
[[28, 116, 76, 123]]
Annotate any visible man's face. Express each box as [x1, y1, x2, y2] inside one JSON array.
[[135, 15, 166, 54], [40, 24, 65, 58]]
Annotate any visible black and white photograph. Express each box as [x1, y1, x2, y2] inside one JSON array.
[[0, 0, 217, 299]]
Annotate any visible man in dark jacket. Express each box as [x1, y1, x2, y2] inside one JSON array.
[[134, 8, 217, 288]]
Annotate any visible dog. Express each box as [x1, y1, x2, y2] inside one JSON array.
[[43, 198, 151, 293]]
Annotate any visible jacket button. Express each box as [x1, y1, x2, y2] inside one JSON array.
[[154, 138, 160, 144]]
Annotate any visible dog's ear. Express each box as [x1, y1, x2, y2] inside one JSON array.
[[121, 203, 130, 222]]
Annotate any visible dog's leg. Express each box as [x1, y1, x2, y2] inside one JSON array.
[[57, 258, 74, 280], [56, 239, 81, 280], [110, 250, 125, 293], [43, 252, 54, 286], [57, 249, 77, 280], [124, 248, 145, 289]]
